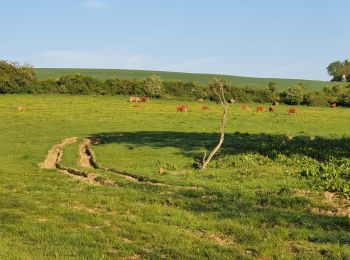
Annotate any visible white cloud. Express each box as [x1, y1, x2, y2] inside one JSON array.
[[36, 48, 147, 69], [35, 48, 220, 74], [82, 0, 108, 10]]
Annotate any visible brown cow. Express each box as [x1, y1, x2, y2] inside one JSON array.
[[176, 105, 188, 112], [17, 105, 26, 111], [129, 96, 141, 102], [240, 104, 250, 111], [256, 106, 265, 112], [141, 96, 150, 102], [331, 103, 337, 108], [201, 105, 209, 110], [287, 107, 298, 114], [272, 100, 279, 106], [268, 106, 275, 112]]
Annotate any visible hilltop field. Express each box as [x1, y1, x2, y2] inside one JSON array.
[[36, 68, 335, 91], [1, 94, 350, 259]]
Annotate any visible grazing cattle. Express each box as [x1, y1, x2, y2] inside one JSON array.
[[17, 106, 25, 111], [197, 98, 204, 102], [268, 106, 275, 112], [140, 96, 150, 102], [287, 107, 298, 114], [176, 105, 188, 112], [240, 104, 250, 111], [256, 106, 265, 112], [201, 105, 209, 110], [331, 103, 337, 108], [229, 98, 236, 103], [129, 96, 141, 102], [272, 100, 279, 106]]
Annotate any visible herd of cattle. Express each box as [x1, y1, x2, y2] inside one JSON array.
[[128, 96, 340, 114]]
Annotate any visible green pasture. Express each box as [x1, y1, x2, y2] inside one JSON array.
[[1, 95, 350, 259], [35, 68, 336, 91]]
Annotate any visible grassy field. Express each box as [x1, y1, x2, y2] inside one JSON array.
[[1, 95, 350, 259], [35, 68, 337, 91]]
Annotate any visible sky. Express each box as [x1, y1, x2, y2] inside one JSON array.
[[0, 0, 349, 80]]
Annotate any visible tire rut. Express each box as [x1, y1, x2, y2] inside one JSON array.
[[40, 137, 116, 187]]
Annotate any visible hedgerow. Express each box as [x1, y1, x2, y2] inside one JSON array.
[[1, 60, 350, 106]]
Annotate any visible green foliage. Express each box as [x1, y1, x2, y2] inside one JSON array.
[[0, 60, 36, 93], [1, 60, 350, 107], [303, 158, 350, 198], [281, 84, 304, 105], [323, 84, 350, 106], [302, 91, 329, 106], [35, 67, 336, 92], [163, 80, 208, 99], [56, 73, 105, 95], [327, 59, 350, 81], [143, 75, 163, 97]]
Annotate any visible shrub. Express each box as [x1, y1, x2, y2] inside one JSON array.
[[30, 79, 58, 94], [302, 92, 329, 106], [143, 75, 163, 97], [281, 84, 304, 105], [0, 60, 36, 94], [56, 73, 105, 95], [163, 80, 207, 99], [322, 84, 350, 106]]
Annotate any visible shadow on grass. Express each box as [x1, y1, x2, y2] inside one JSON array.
[[90, 131, 350, 246], [90, 131, 350, 162]]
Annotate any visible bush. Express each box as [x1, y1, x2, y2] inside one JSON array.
[[0, 60, 36, 94], [281, 84, 304, 105], [30, 79, 58, 94], [143, 75, 163, 97], [105, 78, 127, 95], [302, 92, 329, 106], [163, 80, 207, 99], [56, 73, 105, 95]]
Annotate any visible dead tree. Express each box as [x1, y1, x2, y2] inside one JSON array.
[[201, 78, 230, 170]]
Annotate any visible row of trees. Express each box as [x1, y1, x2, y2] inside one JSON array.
[[327, 59, 350, 82], [1, 60, 350, 106]]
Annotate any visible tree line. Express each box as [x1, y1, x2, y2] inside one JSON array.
[[1, 60, 350, 106]]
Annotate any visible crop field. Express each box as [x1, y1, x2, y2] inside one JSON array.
[[1, 95, 350, 259], [35, 68, 336, 91]]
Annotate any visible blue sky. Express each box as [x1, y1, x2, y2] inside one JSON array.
[[1, 0, 349, 80]]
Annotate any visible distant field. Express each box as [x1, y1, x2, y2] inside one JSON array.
[[1, 95, 350, 258], [35, 68, 336, 91]]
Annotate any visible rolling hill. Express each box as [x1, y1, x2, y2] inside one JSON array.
[[35, 68, 337, 91]]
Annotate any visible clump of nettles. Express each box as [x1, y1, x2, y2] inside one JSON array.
[[302, 158, 350, 198]]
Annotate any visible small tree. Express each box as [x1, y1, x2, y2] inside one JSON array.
[[0, 60, 36, 93], [281, 83, 304, 105], [201, 78, 230, 170], [144, 75, 163, 97], [327, 59, 350, 82]]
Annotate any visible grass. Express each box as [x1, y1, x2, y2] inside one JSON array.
[[35, 68, 338, 91], [1, 94, 350, 258]]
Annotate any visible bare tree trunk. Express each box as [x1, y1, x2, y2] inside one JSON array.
[[201, 78, 229, 170]]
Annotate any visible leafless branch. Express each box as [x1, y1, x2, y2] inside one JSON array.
[[201, 77, 230, 170]]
